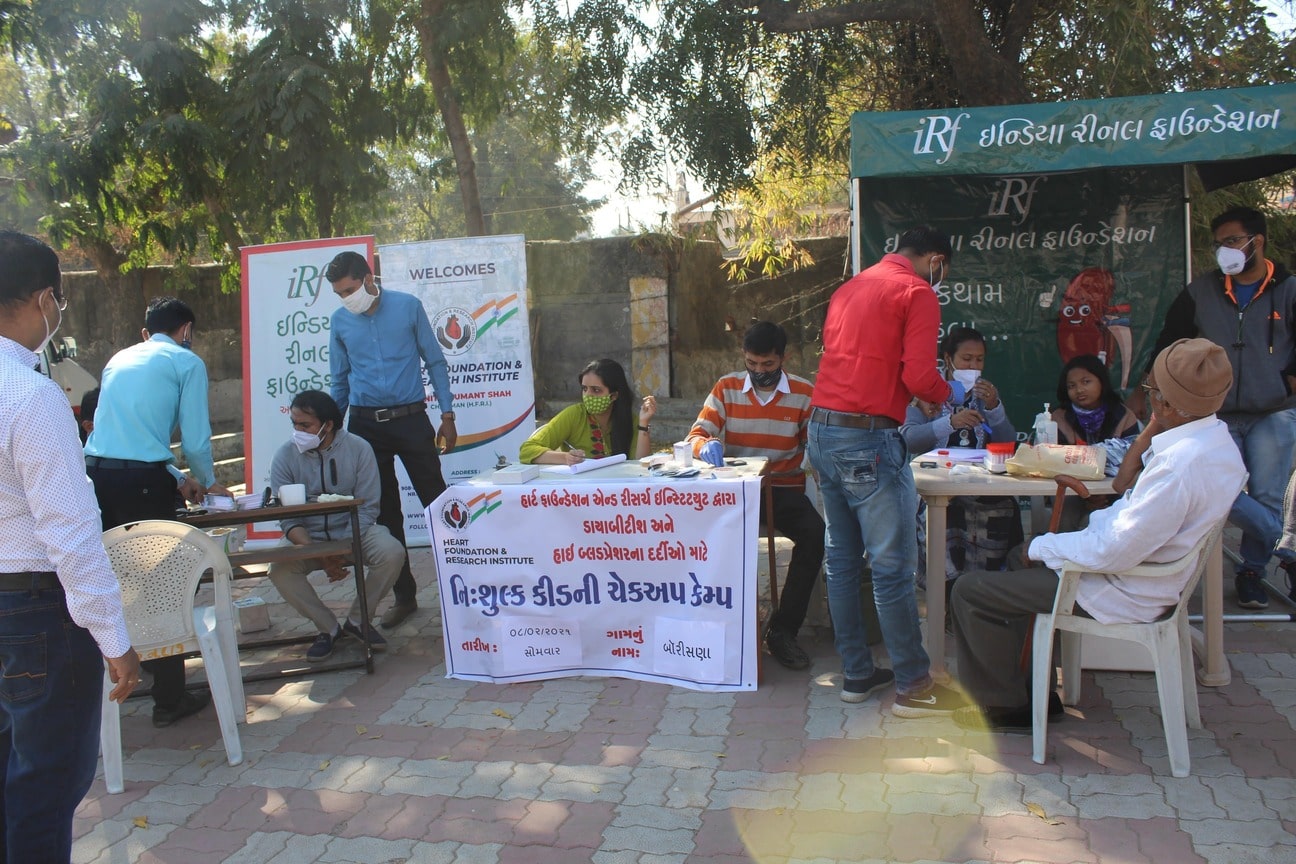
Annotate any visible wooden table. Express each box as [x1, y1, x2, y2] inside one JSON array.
[[911, 464, 1230, 687], [181, 498, 375, 678]]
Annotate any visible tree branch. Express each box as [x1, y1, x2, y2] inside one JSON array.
[[730, 0, 935, 31]]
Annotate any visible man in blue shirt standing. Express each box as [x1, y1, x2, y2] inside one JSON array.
[[86, 296, 230, 727], [327, 251, 456, 629]]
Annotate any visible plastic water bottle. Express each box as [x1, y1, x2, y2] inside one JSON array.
[[1033, 403, 1058, 445]]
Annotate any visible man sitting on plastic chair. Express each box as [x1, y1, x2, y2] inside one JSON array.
[[268, 389, 405, 660], [949, 339, 1245, 732]]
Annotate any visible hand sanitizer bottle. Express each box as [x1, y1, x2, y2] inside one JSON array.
[[1033, 403, 1058, 445]]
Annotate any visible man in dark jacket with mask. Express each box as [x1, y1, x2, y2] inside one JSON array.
[[268, 389, 405, 661], [1146, 206, 1296, 609]]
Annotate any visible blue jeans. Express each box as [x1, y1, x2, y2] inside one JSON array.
[[0, 581, 104, 864], [807, 423, 931, 695], [1225, 408, 1296, 572]]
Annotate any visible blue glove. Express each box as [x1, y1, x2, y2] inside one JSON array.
[[698, 440, 724, 467], [947, 380, 966, 405]]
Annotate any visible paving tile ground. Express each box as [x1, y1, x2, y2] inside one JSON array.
[[73, 545, 1296, 863]]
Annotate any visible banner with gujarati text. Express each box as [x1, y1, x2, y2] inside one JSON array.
[[241, 236, 374, 539], [428, 476, 761, 691]]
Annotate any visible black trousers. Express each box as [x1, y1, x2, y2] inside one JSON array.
[[86, 464, 186, 710], [764, 486, 826, 637], [348, 411, 447, 605]]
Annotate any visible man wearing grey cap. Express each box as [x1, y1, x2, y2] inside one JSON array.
[[948, 338, 1246, 732]]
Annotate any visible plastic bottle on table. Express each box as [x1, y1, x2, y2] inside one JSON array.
[[1033, 402, 1058, 445]]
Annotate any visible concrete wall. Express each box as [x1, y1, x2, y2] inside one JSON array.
[[58, 235, 851, 435]]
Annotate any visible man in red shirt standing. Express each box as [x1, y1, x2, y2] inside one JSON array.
[[808, 226, 964, 716]]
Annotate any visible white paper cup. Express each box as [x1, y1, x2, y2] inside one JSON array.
[[673, 442, 693, 467], [279, 483, 307, 506]]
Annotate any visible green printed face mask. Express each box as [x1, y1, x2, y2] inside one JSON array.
[[583, 394, 613, 415]]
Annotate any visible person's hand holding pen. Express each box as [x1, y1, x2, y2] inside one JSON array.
[[557, 440, 586, 465]]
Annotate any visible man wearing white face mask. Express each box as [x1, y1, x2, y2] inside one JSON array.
[[1146, 206, 1296, 610], [267, 389, 405, 661], [808, 226, 965, 716], [86, 295, 229, 727], [326, 251, 456, 629]]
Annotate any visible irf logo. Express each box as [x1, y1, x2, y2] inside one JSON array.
[[987, 176, 1047, 226], [285, 262, 331, 307], [912, 112, 970, 165]]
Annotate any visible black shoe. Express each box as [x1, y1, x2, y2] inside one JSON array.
[[1235, 570, 1269, 609], [953, 693, 1064, 733], [891, 682, 967, 718], [306, 629, 340, 662], [152, 690, 212, 728], [841, 668, 895, 703], [1280, 560, 1296, 603], [380, 599, 418, 629], [765, 628, 810, 670], [343, 619, 388, 652]]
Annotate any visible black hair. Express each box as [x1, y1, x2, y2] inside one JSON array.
[[144, 297, 196, 336], [940, 326, 984, 360], [897, 225, 953, 258], [578, 358, 636, 456], [1056, 354, 1126, 440], [79, 386, 100, 444], [0, 230, 61, 311], [325, 251, 372, 283], [742, 321, 787, 356], [290, 389, 345, 431], [1210, 206, 1265, 238]]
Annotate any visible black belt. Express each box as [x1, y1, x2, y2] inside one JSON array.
[[86, 456, 170, 470], [810, 407, 900, 430], [0, 571, 61, 591], [350, 402, 427, 422]]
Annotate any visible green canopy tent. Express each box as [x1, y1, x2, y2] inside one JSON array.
[[849, 83, 1296, 433]]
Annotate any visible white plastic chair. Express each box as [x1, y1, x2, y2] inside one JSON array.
[[100, 520, 245, 793], [1031, 522, 1223, 778]]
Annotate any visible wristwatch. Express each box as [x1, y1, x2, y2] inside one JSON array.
[[638, 425, 651, 432], [441, 411, 456, 420]]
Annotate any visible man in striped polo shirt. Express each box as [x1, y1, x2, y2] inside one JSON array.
[[688, 321, 823, 670]]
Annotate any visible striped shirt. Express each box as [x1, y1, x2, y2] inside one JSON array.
[[688, 371, 814, 487]]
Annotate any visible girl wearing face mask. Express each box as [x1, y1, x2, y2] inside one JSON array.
[[519, 359, 657, 465], [902, 327, 1015, 451], [902, 327, 1020, 591]]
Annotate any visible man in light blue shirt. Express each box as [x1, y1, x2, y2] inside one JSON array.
[[85, 296, 229, 727], [327, 251, 456, 628]]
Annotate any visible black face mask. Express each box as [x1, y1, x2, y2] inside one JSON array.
[[749, 368, 782, 389]]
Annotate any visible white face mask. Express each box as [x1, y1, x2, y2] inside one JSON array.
[[1215, 240, 1254, 276], [928, 258, 946, 293], [292, 429, 324, 453], [951, 368, 980, 394], [340, 283, 377, 315], [36, 289, 62, 355]]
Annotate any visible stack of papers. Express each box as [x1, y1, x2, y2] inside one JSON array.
[[916, 448, 988, 465], [541, 453, 627, 474]]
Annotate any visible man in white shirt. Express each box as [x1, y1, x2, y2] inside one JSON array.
[[0, 231, 141, 862], [950, 338, 1246, 732]]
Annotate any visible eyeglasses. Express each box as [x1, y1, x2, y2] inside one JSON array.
[[1211, 234, 1254, 250], [48, 288, 67, 311], [1141, 383, 1162, 402]]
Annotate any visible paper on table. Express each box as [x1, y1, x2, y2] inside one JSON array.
[[916, 448, 988, 465], [541, 453, 628, 474]]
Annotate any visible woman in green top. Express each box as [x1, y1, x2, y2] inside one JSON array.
[[520, 359, 657, 465]]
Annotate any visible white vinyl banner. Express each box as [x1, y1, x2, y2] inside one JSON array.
[[427, 475, 762, 691], [378, 236, 535, 545], [241, 236, 374, 538]]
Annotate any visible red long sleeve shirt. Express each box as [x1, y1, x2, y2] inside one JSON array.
[[811, 253, 951, 422]]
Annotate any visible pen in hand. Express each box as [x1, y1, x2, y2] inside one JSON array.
[[562, 440, 586, 462]]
